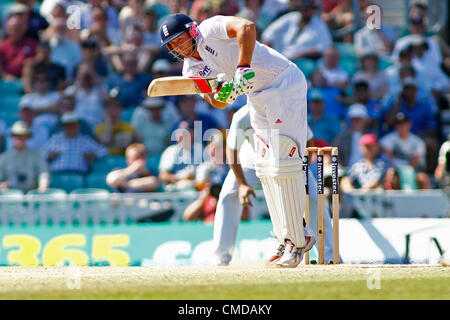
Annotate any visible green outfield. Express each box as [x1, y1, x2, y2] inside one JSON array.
[[0, 264, 448, 300]]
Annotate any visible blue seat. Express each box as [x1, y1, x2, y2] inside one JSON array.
[[336, 42, 357, 61], [147, 154, 161, 175], [339, 58, 357, 77], [0, 80, 24, 96], [91, 156, 127, 173], [292, 59, 317, 79], [86, 173, 112, 191], [50, 173, 85, 193], [120, 107, 135, 123], [1, 96, 21, 111]]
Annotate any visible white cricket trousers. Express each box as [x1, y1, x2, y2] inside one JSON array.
[[212, 168, 335, 263], [247, 63, 308, 157]]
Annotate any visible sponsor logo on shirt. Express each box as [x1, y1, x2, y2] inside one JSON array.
[[205, 45, 217, 56], [197, 65, 212, 77]]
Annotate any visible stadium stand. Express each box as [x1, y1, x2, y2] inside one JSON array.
[[0, 0, 448, 226]]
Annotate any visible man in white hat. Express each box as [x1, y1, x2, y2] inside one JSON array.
[[43, 112, 108, 174], [0, 121, 49, 192], [131, 97, 180, 155], [333, 103, 371, 167]]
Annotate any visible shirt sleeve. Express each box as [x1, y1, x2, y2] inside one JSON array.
[[226, 106, 251, 150], [84, 136, 108, 158], [438, 141, 450, 164], [158, 146, 175, 173], [199, 15, 231, 40]]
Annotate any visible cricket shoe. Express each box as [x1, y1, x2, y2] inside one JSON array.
[[265, 243, 285, 265], [276, 232, 316, 268], [213, 253, 232, 266]]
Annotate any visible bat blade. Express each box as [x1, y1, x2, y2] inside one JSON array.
[[147, 76, 220, 97]]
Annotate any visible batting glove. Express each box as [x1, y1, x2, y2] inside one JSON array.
[[233, 66, 255, 95], [214, 67, 255, 104]]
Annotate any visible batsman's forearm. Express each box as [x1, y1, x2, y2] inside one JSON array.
[[236, 23, 256, 66], [227, 147, 248, 186]]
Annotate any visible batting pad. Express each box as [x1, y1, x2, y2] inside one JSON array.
[[254, 137, 283, 244], [255, 135, 306, 248]]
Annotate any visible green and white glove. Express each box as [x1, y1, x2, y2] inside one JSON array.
[[233, 66, 255, 95], [214, 66, 255, 104]]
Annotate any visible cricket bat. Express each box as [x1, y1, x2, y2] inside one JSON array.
[[147, 76, 223, 97]]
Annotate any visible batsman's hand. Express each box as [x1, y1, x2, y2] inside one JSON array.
[[213, 67, 255, 104], [233, 67, 255, 95], [238, 184, 256, 207]]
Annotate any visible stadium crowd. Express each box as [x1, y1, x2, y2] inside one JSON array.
[[0, 0, 449, 221]]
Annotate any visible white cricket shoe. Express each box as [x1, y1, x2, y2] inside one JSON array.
[[214, 253, 232, 266], [276, 230, 316, 268], [265, 243, 285, 265]]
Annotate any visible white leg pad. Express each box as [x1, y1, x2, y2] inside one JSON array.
[[255, 135, 306, 248], [254, 137, 283, 243]]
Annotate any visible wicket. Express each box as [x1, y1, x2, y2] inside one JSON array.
[[302, 147, 340, 265]]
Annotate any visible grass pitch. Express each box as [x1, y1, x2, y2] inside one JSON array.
[[0, 264, 448, 300]]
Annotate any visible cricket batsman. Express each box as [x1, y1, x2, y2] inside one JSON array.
[[212, 105, 335, 266], [160, 12, 309, 267]]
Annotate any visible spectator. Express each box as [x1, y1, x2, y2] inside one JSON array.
[[49, 93, 94, 137], [309, 68, 345, 119], [43, 112, 108, 174], [0, 15, 37, 79], [119, 0, 146, 32], [190, 0, 240, 23], [384, 62, 438, 119], [261, 0, 332, 60], [320, 0, 353, 34], [106, 143, 159, 192], [434, 135, 450, 193], [142, 6, 161, 49], [79, 0, 120, 31], [182, 182, 221, 223], [65, 63, 109, 127], [195, 133, 228, 188], [106, 51, 152, 107], [408, 35, 449, 96], [354, 5, 396, 57], [175, 95, 219, 137], [158, 121, 198, 192], [4, 2, 49, 41], [353, 51, 389, 101], [318, 46, 349, 91], [44, 17, 83, 80], [95, 98, 138, 156], [333, 103, 371, 167], [342, 78, 384, 134], [131, 97, 174, 156], [73, 38, 109, 79], [18, 71, 61, 130], [341, 133, 392, 192], [0, 121, 49, 192], [6, 105, 52, 150], [236, 0, 273, 36], [109, 23, 154, 73], [40, 1, 80, 43], [385, 77, 437, 138], [307, 89, 341, 144], [380, 112, 430, 189], [22, 40, 66, 93], [80, 5, 121, 47]]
